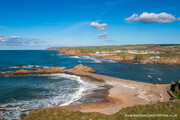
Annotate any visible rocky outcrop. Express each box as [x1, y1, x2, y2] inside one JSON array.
[[154, 56, 180, 65], [0, 67, 63, 76], [0, 65, 96, 76], [136, 56, 152, 64], [73, 65, 96, 73], [58, 48, 81, 56]]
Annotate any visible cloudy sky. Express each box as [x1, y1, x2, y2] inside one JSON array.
[[0, 0, 180, 50]]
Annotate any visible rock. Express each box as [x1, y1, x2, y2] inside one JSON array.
[[4, 105, 13, 108], [20, 113, 27, 119], [14, 69, 30, 73], [0, 109, 5, 111], [73, 65, 96, 73], [35, 67, 63, 73], [136, 56, 151, 64], [124, 55, 137, 60], [59, 48, 81, 56], [154, 56, 180, 65], [0, 67, 63, 76]]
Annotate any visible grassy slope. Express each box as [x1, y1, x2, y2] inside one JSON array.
[[74, 44, 180, 57], [24, 101, 180, 120], [75, 44, 158, 53]]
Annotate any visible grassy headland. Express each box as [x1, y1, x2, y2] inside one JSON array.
[[24, 101, 180, 120]]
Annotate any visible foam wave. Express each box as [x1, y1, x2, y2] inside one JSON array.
[[0, 73, 99, 120], [6, 65, 49, 69], [88, 57, 116, 63], [67, 56, 79, 58]]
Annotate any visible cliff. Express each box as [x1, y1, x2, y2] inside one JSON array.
[[46, 47, 180, 65], [154, 56, 180, 65]]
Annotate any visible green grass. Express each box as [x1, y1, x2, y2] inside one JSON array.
[[75, 44, 158, 53], [24, 101, 180, 120]]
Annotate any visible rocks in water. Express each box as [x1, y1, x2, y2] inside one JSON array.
[[73, 65, 96, 73], [35, 67, 63, 73], [3, 105, 14, 108], [20, 113, 27, 119], [0, 109, 5, 112], [0, 67, 63, 76]]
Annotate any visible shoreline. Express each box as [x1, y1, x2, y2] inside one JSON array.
[[22, 69, 171, 119], [0, 62, 174, 119], [47, 48, 180, 65]]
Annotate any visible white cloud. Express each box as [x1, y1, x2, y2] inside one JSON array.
[[0, 35, 44, 46], [177, 17, 180, 21], [98, 32, 108, 39], [90, 22, 107, 30], [125, 12, 179, 23]]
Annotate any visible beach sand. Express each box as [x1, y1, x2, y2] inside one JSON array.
[[58, 69, 171, 115]]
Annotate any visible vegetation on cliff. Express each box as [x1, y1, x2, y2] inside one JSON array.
[[171, 80, 180, 99], [23, 101, 180, 120]]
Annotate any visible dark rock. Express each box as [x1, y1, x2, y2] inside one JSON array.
[[20, 113, 27, 119]]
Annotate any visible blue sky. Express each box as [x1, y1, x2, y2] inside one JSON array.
[[0, 0, 180, 50]]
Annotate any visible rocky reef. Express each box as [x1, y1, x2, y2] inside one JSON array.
[[0, 67, 63, 76], [0, 65, 96, 76]]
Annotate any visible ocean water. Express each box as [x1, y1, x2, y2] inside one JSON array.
[[0, 50, 180, 119]]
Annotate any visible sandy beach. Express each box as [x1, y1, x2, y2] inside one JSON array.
[[57, 69, 171, 115]]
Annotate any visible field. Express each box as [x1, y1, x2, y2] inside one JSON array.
[[73, 44, 180, 54], [75, 44, 158, 53]]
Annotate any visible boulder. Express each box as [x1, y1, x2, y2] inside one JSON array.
[[73, 65, 96, 73]]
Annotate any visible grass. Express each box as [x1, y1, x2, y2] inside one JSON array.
[[171, 80, 180, 99], [24, 101, 180, 120], [75, 44, 158, 53], [73, 45, 180, 58]]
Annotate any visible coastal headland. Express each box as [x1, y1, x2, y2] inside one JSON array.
[[0, 64, 173, 119], [46, 44, 180, 65]]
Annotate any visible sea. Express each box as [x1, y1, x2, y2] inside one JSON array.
[[0, 50, 180, 120]]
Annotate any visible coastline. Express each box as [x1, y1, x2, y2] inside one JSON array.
[[46, 47, 180, 65], [22, 68, 171, 119], [0, 50, 177, 119]]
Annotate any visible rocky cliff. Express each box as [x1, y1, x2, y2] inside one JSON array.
[[154, 56, 180, 65], [46, 47, 180, 65]]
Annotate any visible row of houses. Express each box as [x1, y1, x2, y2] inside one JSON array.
[[95, 50, 160, 55]]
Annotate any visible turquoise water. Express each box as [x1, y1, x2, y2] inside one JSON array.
[[0, 50, 180, 119]]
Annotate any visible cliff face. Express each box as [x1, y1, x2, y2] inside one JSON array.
[[58, 48, 81, 55], [154, 56, 180, 65], [46, 47, 180, 65]]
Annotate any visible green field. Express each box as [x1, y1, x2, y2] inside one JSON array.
[[75, 44, 158, 53], [24, 101, 180, 120], [72, 44, 180, 54]]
